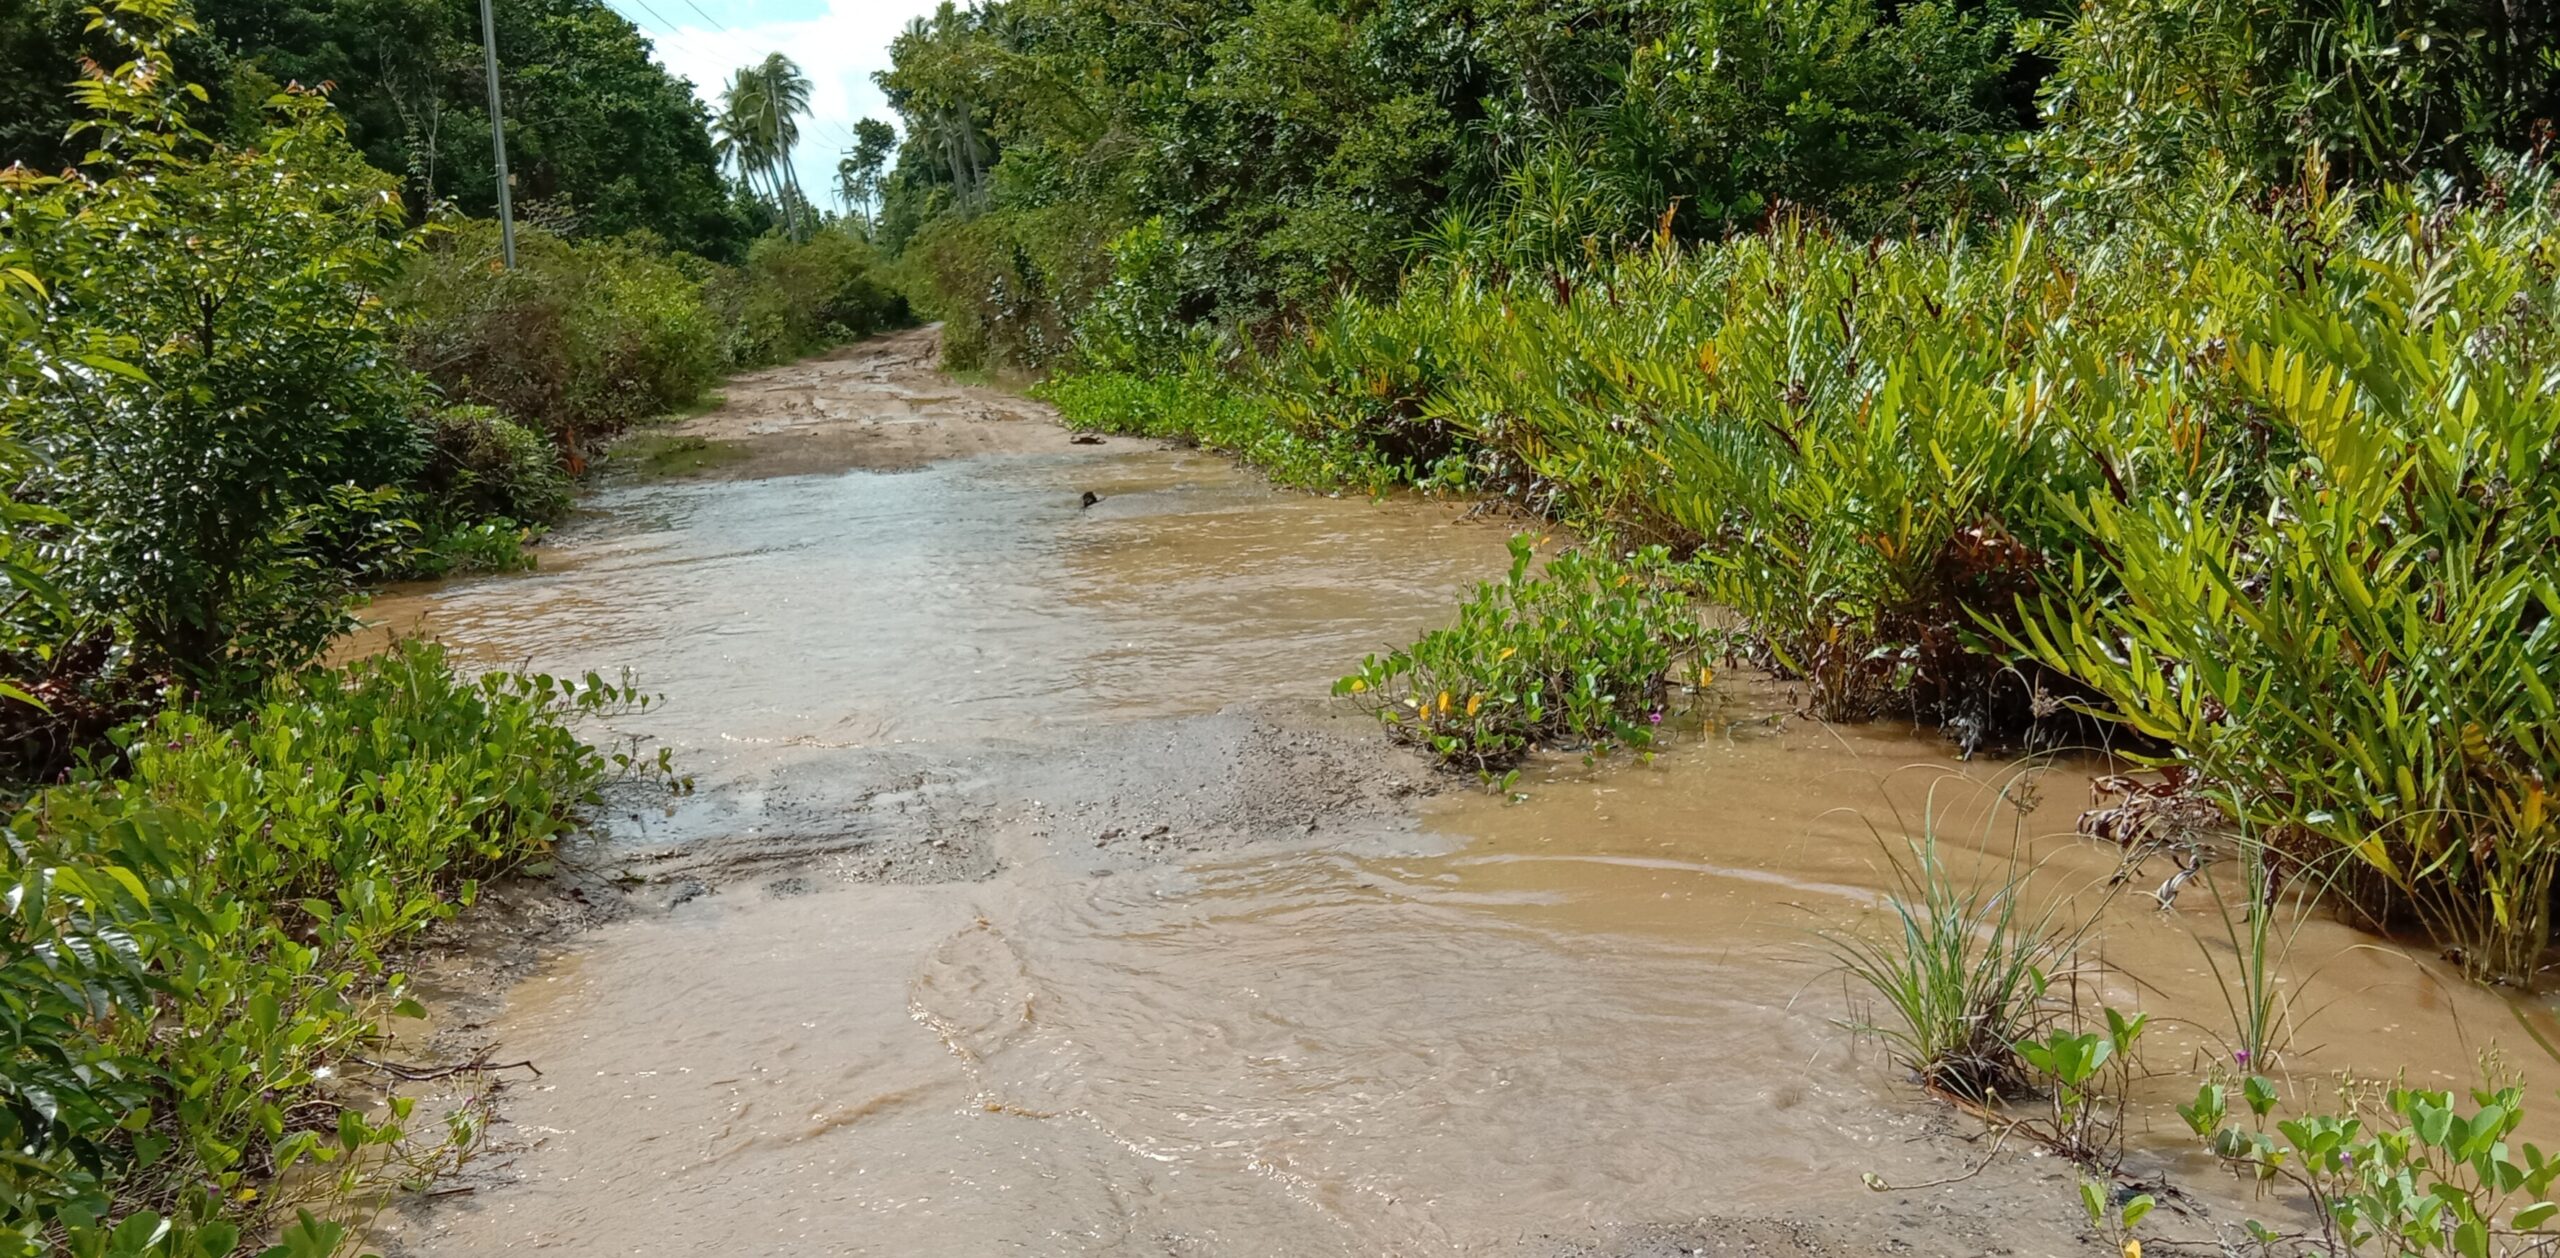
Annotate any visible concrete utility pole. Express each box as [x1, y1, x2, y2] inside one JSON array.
[[479, 0, 518, 268]]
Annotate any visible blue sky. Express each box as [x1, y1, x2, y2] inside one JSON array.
[[597, 0, 938, 207]]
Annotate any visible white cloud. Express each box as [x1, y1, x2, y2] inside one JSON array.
[[613, 0, 938, 207]]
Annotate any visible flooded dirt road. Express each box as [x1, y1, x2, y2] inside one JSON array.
[[365, 328, 2559, 1256]]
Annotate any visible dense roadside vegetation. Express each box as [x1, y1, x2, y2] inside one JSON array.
[[1, 0, 906, 769], [0, 0, 894, 1247], [1, 644, 662, 1258], [878, 0, 2560, 993]]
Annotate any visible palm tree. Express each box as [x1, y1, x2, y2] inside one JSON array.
[[757, 53, 814, 238], [716, 70, 777, 211], [717, 54, 817, 239]]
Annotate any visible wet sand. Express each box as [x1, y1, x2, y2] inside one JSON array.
[[358, 326, 2551, 1257]]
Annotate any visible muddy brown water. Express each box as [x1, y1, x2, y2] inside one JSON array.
[[363, 329, 2556, 1257]]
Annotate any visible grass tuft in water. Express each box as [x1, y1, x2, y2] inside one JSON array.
[[1828, 821, 2092, 1101]]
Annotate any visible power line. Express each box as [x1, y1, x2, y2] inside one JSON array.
[[616, 0, 695, 47], [599, 0, 716, 73]]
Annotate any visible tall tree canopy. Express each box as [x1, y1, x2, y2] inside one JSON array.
[[874, 0, 2035, 360], [878, 0, 2560, 371], [715, 52, 816, 240], [1, 0, 753, 258], [837, 116, 897, 224]]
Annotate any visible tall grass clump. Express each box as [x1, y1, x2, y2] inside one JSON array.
[[1334, 536, 1712, 771], [2191, 837, 2325, 1072], [1829, 831, 2090, 1100], [1, 642, 663, 1253]]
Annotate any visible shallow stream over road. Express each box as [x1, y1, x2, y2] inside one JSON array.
[[363, 329, 2559, 1256]]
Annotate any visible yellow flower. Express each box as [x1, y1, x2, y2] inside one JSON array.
[[2123, 1242, 2141, 1258], [1347, 678, 1368, 693], [1436, 690, 1452, 714], [1466, 694, 1482, 717], [1498, 646, 1518, 661]]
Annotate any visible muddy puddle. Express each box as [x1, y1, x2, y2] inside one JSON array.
[[365, 329, 2556, 1257]]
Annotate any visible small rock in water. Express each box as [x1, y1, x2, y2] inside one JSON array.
[[1070, 433, 1105, 445], [1080, 491, 1102, 509]]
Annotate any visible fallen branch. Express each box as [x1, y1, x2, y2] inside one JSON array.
[[1862, 1123, 2015, 1192], [351, 1051, 543, 1082]]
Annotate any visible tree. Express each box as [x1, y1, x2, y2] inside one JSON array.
[[836, 116, 895, 230], [1, 0, 753, 259], [715, 65, 779, 207], [3, 0, 425, 701], [876, 5, 993, 208], [443, 0, 746, 255], [756, 52, 813, 228], [716, 52, 815, 240]]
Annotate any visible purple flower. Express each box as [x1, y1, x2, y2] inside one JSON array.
[[2234, 1050, 2251, 1066], [1647, 710, 1663, 725]]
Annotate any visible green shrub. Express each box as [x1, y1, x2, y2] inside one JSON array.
[[0, 641, 663, 1253], [0, 0, 577, 779], [394, 518, 537, 581], [2180, 1077, 2560, 1255], [1035, 369, 1216, 442], [414, 404, 571, 528], [1259, 293, 1474, 488], [2009, 177, 2560, 987], [902, 201, 1116, 373], [2015, 1008, 2149, 1168], [391, 220, 723, 452], [711, 228, 910, 369], [2, 10, 425, 701], [1070, 217, 1217, 374], [1333, 536, 1711, 770]]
